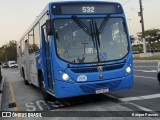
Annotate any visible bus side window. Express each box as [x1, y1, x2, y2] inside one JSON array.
[[21, 40, 24, 55], [34, 23, 41, 51], [42, 26, 50, 57], [29, 30, 35, 54]]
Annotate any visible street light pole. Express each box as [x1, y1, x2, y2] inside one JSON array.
[[139, 0, 147, 53]]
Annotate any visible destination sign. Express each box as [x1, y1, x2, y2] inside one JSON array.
[[52, 2, 123, 15]]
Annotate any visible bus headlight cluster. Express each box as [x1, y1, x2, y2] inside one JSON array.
[[126, 67, 131, 74], [62, 73, 70, 81]]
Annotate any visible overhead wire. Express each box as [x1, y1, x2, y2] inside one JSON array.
[[122, 0, 132, 6]]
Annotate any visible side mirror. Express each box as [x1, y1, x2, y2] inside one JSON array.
[[46, 20, 53, 35], [0, 63, 1, 65]]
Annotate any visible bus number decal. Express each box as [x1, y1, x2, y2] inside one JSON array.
[[82, 7, 95, 13]]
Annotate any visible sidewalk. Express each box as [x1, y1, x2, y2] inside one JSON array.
[[0, 76, 4, 111], [134, 60, 159, 63]]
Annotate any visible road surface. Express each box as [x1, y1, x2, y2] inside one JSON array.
[[1, 61, 160, 120]]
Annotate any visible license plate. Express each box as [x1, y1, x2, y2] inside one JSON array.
[[96, 88, 109, 94]]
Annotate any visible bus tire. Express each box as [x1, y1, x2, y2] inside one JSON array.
[[40, 75, 52, 101], [22, 70, 29, 85]]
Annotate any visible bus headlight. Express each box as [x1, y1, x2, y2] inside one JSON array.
[[62, 73, 70, 81], [126, 67, 131, 73]]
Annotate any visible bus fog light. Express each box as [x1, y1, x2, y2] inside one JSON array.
[[62, 73, 70, 81], [126, 67, 131, 73]]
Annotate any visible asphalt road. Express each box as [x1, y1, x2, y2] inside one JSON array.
[[1, 61, 160, 120], [110, 61, 160, 111]]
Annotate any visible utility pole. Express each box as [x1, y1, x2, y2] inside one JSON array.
[[139, 0, 147, 53]]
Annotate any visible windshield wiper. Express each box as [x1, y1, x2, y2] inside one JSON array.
[[72, 16, 96, 48], [92, 15, 111, 48], [90, 20, 100, 62], [72, 15, 110, 63], [72, 16, 91, 35], [90, 21, 96, 48], [98, 14, 111, 33], [90, 20, 101, 48], [95, 22, 100, 48]]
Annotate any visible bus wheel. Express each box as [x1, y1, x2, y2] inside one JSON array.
[[40, 75, 52, 101], [22, 71, 29, 85]]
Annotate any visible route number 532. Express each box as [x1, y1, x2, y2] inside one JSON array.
[[82, 7, 95, 13]]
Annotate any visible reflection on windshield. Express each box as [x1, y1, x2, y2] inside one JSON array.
[[54, 18, 128, 64]]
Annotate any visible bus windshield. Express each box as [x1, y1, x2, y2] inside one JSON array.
[[54, 17, 128, 64]]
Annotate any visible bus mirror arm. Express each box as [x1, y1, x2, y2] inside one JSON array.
[[46, 20, 54, 35]]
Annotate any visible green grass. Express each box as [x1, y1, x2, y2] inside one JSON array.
[[134, 57, 160, 60]]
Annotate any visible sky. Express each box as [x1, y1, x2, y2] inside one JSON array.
[[0, 0, 160, 46]]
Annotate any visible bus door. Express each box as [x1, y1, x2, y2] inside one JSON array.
[[42, 25, 53, 91], [28, 29, 39, 86]]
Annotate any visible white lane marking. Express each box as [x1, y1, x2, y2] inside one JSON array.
[[134, 66, 157, 68], [36, 100, 50, 110], [134, 70, 157, 73], [129, 102, 153, 112], [119, 93, 160, 102], [106, 94, 153, 112], [134, 75, 157, 80]]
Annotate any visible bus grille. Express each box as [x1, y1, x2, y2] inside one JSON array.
[[79, 80, 122, 94], [71, 64, 124, 73]]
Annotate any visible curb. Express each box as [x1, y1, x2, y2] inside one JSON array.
[[134, 60, 159, 63], [0, 76, 4, 111]]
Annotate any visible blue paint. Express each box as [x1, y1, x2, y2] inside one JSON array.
[[27, 1, 133, 99]]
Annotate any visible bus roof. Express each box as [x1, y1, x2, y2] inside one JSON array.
[[18, 0, 122, 43], [18, 4, 49, 43], [50, 0, 120, 4]]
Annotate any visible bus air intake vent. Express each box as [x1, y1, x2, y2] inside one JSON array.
[[71, 64, 124, 73]]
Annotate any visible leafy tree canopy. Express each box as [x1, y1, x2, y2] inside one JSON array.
[[130, 35, 136, 44], [0, 40, 17, 62], [137, 29, 160, 44]]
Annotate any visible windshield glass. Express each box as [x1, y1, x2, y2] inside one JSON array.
[[54, 17, 128, 64]]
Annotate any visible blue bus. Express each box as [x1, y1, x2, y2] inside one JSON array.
[[17, 1, 133, 100]]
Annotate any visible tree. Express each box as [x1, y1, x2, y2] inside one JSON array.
[[130, 35, 135, 44], [0, 40, 17, 62], [137, 29, 160, 51], [0, 46, 6, 62]]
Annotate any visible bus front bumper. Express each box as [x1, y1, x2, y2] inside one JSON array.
[[53, 74, 133, 98]]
